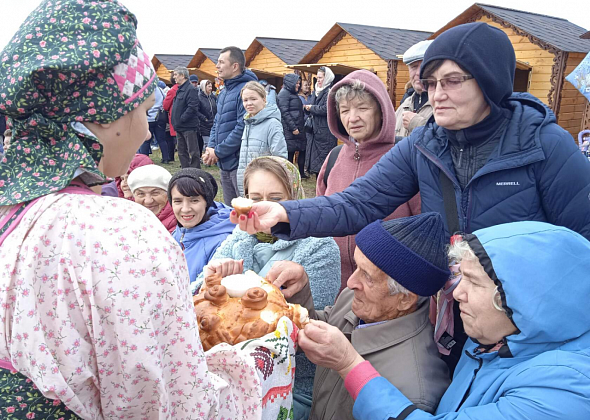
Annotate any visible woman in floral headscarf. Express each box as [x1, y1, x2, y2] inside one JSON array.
[[197, 156, 341, 420], [0, 1, 296, 419]]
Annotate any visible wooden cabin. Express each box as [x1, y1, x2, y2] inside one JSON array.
[[290, 23, 432, 107], [187, 48, 223, 81], [431, 3, 590, 138], [244, 38, 317, 89], [151, 54, 194, 85]]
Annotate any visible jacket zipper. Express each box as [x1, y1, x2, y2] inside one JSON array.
[[457, 350, 483, 409], [349, 143, 361, 276], [179, 231, 186, 251]]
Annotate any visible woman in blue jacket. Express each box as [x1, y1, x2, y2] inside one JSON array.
[[231, 22, 590, 369], [198, 156, 340, 420], [169, 168, 234, 283], [297, 221, 590, 420]]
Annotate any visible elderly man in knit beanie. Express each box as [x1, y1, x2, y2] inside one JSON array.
[[269, 212, 450, 420]]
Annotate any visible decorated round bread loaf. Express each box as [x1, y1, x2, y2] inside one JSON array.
[[193, 271, 309, 351]]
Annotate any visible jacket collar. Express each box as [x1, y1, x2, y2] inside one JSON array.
[[415, 94, 549, 181], [343, 297, 431, 356]]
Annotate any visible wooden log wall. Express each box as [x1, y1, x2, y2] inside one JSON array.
[[559, 52, 589, 138], [155, 62, 172, 84], [198, 58, 218, 82], [248, 47, 293, 75], [316, 34, 406, 103], [477, 16, 554, 106]]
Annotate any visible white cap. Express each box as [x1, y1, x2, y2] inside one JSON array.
[[127, 164, 172, 193], [403, 40, 433, 65]]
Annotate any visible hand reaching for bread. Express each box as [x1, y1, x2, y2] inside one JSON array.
[[229, 201, 289, 234], [202, 258, 244, 279], [266, 261, 309, 299]]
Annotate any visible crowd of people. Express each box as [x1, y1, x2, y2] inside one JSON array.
[[1, 0, 590, 419]]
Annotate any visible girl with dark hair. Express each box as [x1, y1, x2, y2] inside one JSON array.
[[169, 168, 234, 283]]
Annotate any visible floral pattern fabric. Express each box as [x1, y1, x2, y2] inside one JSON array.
[[0, 368, 82, 419], [0, 0, 157, 206], [0, 192, 296, 419]]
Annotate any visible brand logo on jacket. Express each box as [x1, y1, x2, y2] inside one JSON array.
[[496, 181, 520, 186]]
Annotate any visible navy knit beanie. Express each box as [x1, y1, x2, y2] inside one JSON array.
[[420, 22, 515, 112], [355, 213, 450, 296]]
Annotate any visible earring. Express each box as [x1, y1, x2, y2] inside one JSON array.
[[116, 132, 121, 137]]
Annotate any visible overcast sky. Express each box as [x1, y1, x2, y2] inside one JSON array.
[[1, 0, 588, 56]]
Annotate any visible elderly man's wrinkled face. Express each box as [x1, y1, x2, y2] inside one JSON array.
[[347, 248, 418, 323], [339, 94, 382, 143], [453, 257, 517, 345], [133, 187, 168, 215], [408, 60, 423, 93], [173, 71, 186, 85]]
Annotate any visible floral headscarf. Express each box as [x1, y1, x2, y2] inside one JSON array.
[[249, 156, 305, 200], [0, 0, 157, 206]]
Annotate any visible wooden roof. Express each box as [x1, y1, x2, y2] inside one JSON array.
[[300, 23, 432, 63], [245, 38, 318, 66], [430, 3, 590, 53], [187, 48, 223, 69], [286, 63, 370, 76], [152, 54, 194, 70]]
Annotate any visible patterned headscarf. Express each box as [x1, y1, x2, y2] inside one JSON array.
[[0, 0, 157, 206], [248, 156, 305, 200]]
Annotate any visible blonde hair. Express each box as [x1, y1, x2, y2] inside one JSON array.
[[243, 158, 293, 200], [241, 81, 266, 100]]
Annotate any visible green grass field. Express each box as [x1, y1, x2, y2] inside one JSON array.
[[150, 149, 318, 202]]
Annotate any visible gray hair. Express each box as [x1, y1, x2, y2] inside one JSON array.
[[334, 79, 379, 113], [386, 276, 410, 296], [173, 66, 189, 79], [447, 238, 477, 263]]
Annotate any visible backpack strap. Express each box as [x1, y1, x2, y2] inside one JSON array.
[[323, 144, 343, 189], [439, 169, 460, 237]]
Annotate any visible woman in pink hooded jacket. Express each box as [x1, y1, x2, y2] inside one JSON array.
[[317, 70, 421, 291]]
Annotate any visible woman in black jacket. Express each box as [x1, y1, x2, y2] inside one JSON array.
[[277, 73, 307, 178], [197, 79, 218, 151], [304, 67, 337, 175]]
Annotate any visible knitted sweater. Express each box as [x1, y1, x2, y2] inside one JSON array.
[[195, 227, 340, 400]]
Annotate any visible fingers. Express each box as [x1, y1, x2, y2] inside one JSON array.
[[220, 258, 243, 277]]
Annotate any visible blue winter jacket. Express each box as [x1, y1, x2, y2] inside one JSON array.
[[208, 70, 258, 171], [352, 221, 590, 419], [274, 93, 590, 241], [172, 202, 234, 283]]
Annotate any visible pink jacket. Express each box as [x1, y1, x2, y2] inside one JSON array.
[[317, 70, 421, 291]]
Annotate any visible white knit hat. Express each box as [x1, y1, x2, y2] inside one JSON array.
[[403, 40, 433, 65], [127, 164, 172, 193]]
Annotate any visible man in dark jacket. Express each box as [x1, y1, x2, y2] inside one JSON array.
[[231, 23, 590, 372], [204, 47, 257, 205], [277, 73, 307, 178], [171, 67, 201, 168]]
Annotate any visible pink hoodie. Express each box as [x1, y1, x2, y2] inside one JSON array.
[[317, 70, 421, 291]]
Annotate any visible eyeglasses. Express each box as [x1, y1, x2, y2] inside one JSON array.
[[419, 75, 474, 92]]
